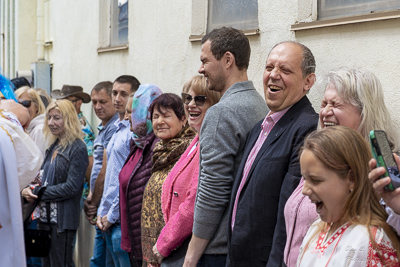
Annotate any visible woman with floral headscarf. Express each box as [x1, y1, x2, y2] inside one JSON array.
[[119, 84, 163, 266]]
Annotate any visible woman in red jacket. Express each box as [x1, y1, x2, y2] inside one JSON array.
[[119, 84, 162, 266]]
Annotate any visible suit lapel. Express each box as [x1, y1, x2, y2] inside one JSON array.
[[231, 120, 262, 194], [244, 117, 291, 185], [243, 96, 311, 186]]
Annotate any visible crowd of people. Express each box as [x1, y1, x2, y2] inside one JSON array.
[[1, 26, 400, 267]]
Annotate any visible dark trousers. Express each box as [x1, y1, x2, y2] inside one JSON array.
[[38, 223, 76, 267], [26, 219, 42, 267], [197, 254, 227, 267], [161, 237, 191, 267]]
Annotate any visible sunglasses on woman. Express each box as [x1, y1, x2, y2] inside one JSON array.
[[19, 100, 32, 108], [181, 93, 207, 107]]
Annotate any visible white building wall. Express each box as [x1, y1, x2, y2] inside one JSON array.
[[16, 0, 37, 72], [2, 0, 400, 130], [1, 1, 400, 266], [295, 19, 400, 130]]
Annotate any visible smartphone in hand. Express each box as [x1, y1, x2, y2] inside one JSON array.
[[370, 130, 400, 191]]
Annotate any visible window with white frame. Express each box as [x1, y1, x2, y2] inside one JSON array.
[[318, 0, 400, 20], [112, 0, 128, 46], [99, 0, 128, 50], [207, 0, 258, 33]]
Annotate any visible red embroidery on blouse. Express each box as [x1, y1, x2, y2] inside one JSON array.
[[367, 227, 400, 267], [315, 223, 350, 254]]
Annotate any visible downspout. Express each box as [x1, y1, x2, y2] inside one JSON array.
[[36, 0, 45, 60], [1, 0, 4, 72], [7, 0, 15, 77]]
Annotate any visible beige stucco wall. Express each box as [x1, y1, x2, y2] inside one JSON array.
[[295, 19, 400, 128], [16, 0, 37, 71], [2, 1, 399, 265], [6, 0, 400, 130]]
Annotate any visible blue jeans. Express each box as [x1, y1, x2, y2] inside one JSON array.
[[103, 224, 130, 267], [90, 226, 114, 267]]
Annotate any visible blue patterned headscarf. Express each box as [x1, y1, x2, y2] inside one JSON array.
[[0, 73, 17, 101], [131, 84, 162, 148]]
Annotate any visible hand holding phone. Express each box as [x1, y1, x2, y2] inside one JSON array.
[[370, 130, 400, 191]]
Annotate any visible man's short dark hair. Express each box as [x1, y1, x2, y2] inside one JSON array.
[[91, 81, 113, 97], [270, 41, 316, 77], [113, 75, 140, 93], [201, 27, 251, 71]]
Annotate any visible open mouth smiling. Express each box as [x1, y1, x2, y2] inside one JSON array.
[[189, 111, 200, 118], [323, 121, 337, 127], [269, 85, 283, 92], [311, 199, 323, 214]]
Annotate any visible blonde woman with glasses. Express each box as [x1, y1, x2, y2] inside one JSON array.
[[15, 86, 47, 156]]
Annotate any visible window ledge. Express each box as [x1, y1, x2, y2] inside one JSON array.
[[97, 44, 129, 53], [189, 29, 260, 42], [291, 10, 400, 31]]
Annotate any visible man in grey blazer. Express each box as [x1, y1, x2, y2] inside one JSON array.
[[183, 27, 268, 267], [227, 41, 319, 267]]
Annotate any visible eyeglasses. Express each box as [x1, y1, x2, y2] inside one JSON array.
[[19, 100, 32, 108], [181, 93, 207, 107]]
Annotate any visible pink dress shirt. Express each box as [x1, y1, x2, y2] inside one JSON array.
[[231, 108, 290, 230], [283, 178, 318, 267]]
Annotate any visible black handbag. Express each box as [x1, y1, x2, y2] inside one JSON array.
[[24, 187, 52, 257]]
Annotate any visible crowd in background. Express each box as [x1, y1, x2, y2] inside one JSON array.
[[1, 26, 400, 267]]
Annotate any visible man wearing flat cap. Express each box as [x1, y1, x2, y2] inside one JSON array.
[[51, 85, 95, 193]]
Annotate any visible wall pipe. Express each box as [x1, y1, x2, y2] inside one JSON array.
[[37, 0, 44, 60]]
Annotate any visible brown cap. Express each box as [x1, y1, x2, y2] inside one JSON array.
[[51, 85, 91, 103]]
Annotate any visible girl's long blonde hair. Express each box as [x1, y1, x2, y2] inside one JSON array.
[[301, 126, 400, 265]]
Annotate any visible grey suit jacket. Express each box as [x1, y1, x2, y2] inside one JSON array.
[[193, 80, 268, 254]]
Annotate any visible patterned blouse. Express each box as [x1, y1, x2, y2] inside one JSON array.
[[141, 125, 196, 267], [78, 112, 95, 156], [298, 219, 400, 267], [78, 112, 94, 199]]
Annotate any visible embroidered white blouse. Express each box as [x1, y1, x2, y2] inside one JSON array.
[[297, 219, 399, 267]]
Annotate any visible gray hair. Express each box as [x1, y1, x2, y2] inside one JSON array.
[[325, 67, 399, 153], [91, 81, 113, 97], [270, 41, 316, 77]]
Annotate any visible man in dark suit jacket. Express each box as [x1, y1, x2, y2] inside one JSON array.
[[227, 41, 319, 267]]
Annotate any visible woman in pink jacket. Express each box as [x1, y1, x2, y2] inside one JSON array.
[[152, 75, 220, 266]]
